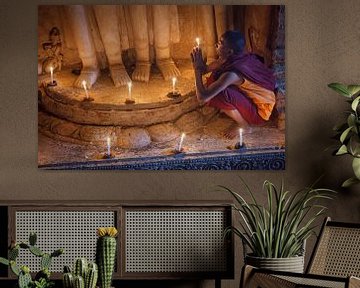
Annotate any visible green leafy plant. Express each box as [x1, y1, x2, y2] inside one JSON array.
[[0, 232, 63, 288], [222, 179, 335, 258], [328, 83, 360, 187]]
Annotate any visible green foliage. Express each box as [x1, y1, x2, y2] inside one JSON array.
[[32, 278, 54, 288], [329, 83, 360, 187], [222, 178, 335, 258], [0, 232, 64, 288]]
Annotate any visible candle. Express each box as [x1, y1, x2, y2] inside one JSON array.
[[239, 128, 243, 147], [178, 132, 186, 152], [50, 66, 54, 84], [107, 137, 111, 156], [128, 81, 132, 100], [82, 80, 89, 99], [172, 77, 177, 94], [195, 37, 200, 48]]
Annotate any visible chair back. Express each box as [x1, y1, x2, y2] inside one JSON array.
[[307, 217, 360, 278]]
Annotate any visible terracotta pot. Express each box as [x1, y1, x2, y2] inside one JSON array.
[[245, 254, 305, 273]]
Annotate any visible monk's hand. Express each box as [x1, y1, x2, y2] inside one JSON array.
[[191, 47, 206, 73]]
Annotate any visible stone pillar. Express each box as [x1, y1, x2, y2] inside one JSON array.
[[271, 6, 285, 130]]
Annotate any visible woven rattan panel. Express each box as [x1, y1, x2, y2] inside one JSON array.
[[125, 210, 227, 273], [310, 226, 360, 277], [15, 211, 115, 272], [277, 275, 345, 288]]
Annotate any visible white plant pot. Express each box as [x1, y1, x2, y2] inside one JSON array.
[[245, 254, 305, 273]]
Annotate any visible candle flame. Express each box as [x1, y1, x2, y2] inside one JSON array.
[[195, 37, 200, 47], [50, 67, 53, 73]]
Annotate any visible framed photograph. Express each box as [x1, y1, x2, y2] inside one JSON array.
[[38, 5, 285, 170]]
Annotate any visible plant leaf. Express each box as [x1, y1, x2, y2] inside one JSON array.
[[328, 83, 351, 97], [336, 145, 348, 155], [347, 114, 356, 127], [342, 177, 360, 187], [340, 126, 353, 143], [347, 85, 360, 97], [351, 96, 360, 111], [352, 157, 360, 179], [348, 135, 360, 157]]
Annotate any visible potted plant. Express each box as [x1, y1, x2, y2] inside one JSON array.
[[328, 83, 360, 187], [222, 179, 335, 273], [0, 232, 63, 288]]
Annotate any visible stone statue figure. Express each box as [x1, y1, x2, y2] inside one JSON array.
[[65, 5, 182, 88], [38, 27, 63, 75], [244, 5, 272, 65], [129, 5, 181, 82], [93, 5, 132, 87], [65, 5, 100, 88]]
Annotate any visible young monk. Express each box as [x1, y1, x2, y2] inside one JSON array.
[[190, 30, 276, 139]]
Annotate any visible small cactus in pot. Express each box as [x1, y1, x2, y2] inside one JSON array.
[[62, 259, 98, 288], [96, 227, 118, 288]]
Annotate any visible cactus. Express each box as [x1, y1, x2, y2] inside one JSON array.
[[41, 253, 52, 270], [51, 248, 64, 257], [18, 269, 32, 288], [85, 263, 98, 288], [74, 258, 88, 279], [74, 275, 85, 288], [63, 271, 74, 288], [29, 232, 37, 246], [63, 259, 98, 288], [96, 227, 118, 288], [9, 246, 19, 260], [64, 265, 72, 273], [19, 243, 30, 249], [29, 245, 44, 257], [0, 232, 63, 288], [10, 260, 20, 276]]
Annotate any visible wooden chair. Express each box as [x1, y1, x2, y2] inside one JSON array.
[[241, 217, 360, 288]]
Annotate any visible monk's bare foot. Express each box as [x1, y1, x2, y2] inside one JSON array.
[[110, 64, 131, 87], [73, 67, 100, 89], [157, 59, 181, 80], [223, 123, 247, 139], [132, 61, 151, 82]]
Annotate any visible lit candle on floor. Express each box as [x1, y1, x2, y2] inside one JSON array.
[[107, 137, 111, 157], [128, 81, 132, 100], [239, 128, 243, 147], [195, 37, 200, 48], [178, 132, 186, 152], [82, 80, 89, 99], [50, 66, 54, 84], [172, 77, 177, 94]]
